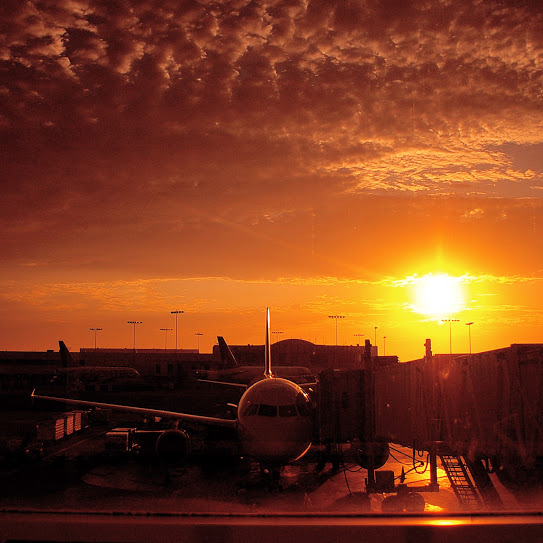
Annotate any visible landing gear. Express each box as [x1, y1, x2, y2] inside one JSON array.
[[269, 467, 282, 492], [316, 443, 342, 472], [260, 466, 283, 492]]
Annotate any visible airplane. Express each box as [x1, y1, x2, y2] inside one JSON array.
[[49, 341, 145, 392], [59, 340, 82, 368], [31, 309, 314, 474], [197, 335, 315, 387]]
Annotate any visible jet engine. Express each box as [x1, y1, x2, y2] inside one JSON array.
[[353, 438, 390, 470], [155, 429, 191, 464]]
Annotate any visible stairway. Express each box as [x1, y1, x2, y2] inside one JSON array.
[[464, 457, 504, 510], [440, 455, 483, 510]]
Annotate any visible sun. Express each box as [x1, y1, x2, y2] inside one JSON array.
[[411, 273, 466, 318]]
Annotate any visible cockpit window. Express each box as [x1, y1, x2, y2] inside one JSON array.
[[257, 404, 277, 417], [242, 402, 259, 417], [244, 404, 300, 417]]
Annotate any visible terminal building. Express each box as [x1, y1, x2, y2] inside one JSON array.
[[0, 339, 398, 392]]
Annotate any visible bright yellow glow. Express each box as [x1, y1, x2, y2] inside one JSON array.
[[426, 519, 464, 526], [412, 273, 466, 318]]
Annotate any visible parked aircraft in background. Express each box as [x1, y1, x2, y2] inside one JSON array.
[[49, 341, 145, 392], [197, 335, 315, 387], [32, 309, 314, 472], [59, 340, 81, 368]]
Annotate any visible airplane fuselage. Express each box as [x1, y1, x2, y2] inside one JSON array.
[[237, 377, 313, 465]]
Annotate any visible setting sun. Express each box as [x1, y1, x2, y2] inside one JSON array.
[[0, 0, 542, 363], [411, 273, 467, 319]]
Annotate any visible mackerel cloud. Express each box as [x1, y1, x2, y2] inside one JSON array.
[[1, 0, 542, 271]]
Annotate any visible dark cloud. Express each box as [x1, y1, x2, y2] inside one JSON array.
[[1, 0, 542, 278]]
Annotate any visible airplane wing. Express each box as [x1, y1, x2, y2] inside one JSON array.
[[299, 382, 318, 393], [197, 379, 248, 390], [30, 390, 237, 429]]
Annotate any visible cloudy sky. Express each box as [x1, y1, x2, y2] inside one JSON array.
[[1, 0, 542, 359]]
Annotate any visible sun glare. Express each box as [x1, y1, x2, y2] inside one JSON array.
[[411, 273, 466, 318]]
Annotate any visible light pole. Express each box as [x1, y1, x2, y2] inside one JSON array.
[[443, 318, 459, 355], [272, 331, 284, 343], [90, 328, 102, 351], [383, 336, 386, 356], [127, 321, 142, 351], [160, 328, 173, 351], [374, 326, 378, 346], [328, 315, 345, 346], [466, 322, 474, 354], [194, 332, 203, 351], [171, 310, 184, 352]]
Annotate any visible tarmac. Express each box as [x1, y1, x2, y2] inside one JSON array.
[[1, 416, 535, 515], [2, 393, 542, 543], [1, 390, 541, 517]]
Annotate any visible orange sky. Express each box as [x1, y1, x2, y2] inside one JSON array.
[[1, 0, 542, 361]]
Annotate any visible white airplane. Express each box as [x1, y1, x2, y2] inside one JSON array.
[[31, 309, 314, 470]]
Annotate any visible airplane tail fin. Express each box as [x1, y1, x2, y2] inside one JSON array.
[[264, 308, 273, 379], [217, 336, 239, 369], [59, 341, 76, 368]]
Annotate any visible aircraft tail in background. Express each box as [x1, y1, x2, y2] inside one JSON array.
[[59, 341, 76, 368], [217, 336, 239, 369]]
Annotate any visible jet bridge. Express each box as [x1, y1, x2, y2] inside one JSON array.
[[314, 339, 535, 511]]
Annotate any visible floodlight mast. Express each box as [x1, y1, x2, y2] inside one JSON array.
[[89, 328, 102, 351], [442, 318, 459, 355], [328, 315, 345, 346], [170, 310, 184, 352], [160, 328, 173, 351], [127, 321, 142, 351], [466, 321, 474, 354]]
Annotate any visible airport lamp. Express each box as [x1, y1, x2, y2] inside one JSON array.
[[127, 321, 142, 351], [171, 310, 184, 352]]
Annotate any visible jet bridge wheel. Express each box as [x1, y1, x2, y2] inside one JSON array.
[[381, 492, 425, 513], [495, 462, 543, 491]]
